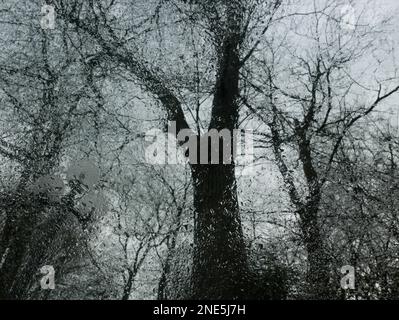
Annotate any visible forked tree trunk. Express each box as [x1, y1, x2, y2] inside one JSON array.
[[189, 1, 249, 299]]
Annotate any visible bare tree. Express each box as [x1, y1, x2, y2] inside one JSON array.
[[50, 0, 283, 299], [242, 0, 399, 298]]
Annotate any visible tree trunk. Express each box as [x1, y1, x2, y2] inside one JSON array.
[[296, 129, 333, 299], [271, 120, 333, 299], [122, 269, 136, 300], [189, 1, 249, 299], [191, 164, 248, 299], [157, 269, 168, 300], [299, 205, 332, 299]]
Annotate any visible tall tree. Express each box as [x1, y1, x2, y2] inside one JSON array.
[[53, 0, 281, 299], [242, 0, 399, 298]]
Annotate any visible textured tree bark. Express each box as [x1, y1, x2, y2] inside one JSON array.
[[299, 205, 332, 299], [122, 269, 136, 300], [191, 164, 248, 299], [189, 1, 250, 299], [157, 267, 168, 300], [296, 129, 332, 299]]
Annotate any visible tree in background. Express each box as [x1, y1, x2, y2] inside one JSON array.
[[242, 0, 399, 298]]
